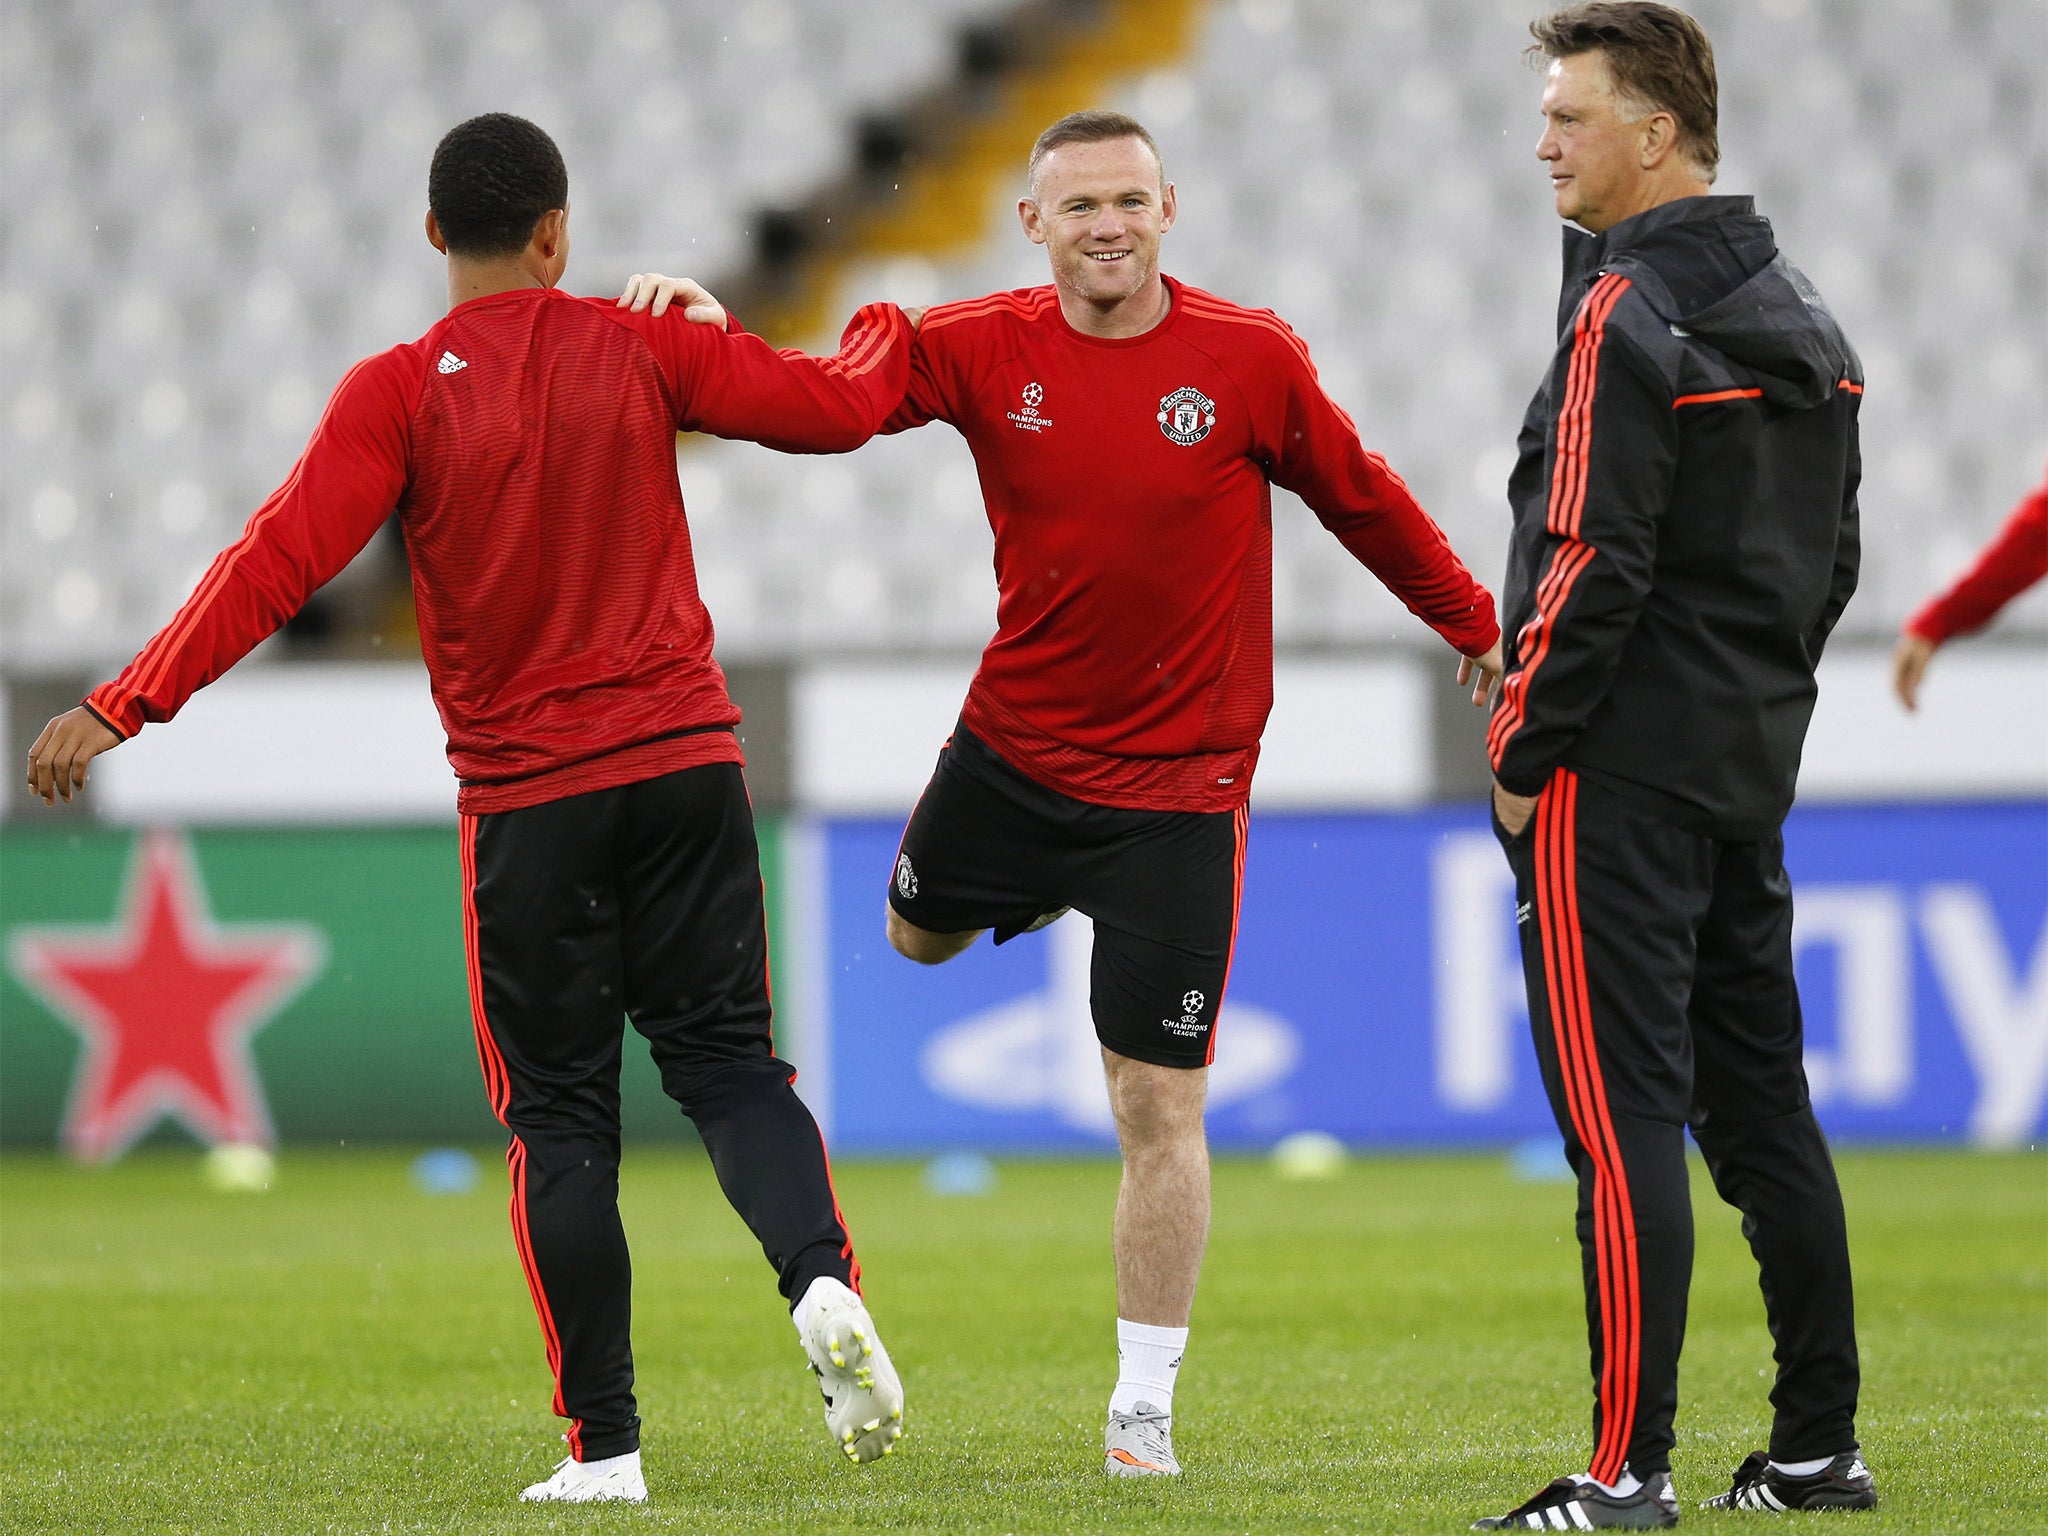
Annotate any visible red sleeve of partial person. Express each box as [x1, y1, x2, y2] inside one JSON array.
[[84, 349, 419, 739], [1903, 474, 2048, 644], [1259, 327, 1500, 657], [614, 300, 914, 452]]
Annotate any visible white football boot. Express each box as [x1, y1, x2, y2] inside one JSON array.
[[519, 1449, 648, 1503], [795, 1276, 906, 1463]]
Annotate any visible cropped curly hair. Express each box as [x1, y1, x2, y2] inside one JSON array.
[[428, 113, 568, 257]]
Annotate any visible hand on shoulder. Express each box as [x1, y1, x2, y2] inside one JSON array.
[[617, 273, 727, 328]]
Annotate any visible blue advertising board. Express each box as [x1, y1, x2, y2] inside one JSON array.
[[817, 803, 2048, 1152]]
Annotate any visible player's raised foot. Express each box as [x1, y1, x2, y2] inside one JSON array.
[[1104, 1402, 1180, 1477], [796, 1276, 905, 1464], [1702, 1451, 1878, 1512], [519, 1450, 647, 1503], [1473, 1472, 1677, 1530]]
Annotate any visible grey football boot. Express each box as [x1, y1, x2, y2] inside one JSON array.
[[1104, 1401, 1180, 1477]]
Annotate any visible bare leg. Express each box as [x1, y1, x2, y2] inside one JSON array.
[[885, 905, 982, 965], [1102, 1047, 1210, 1325]]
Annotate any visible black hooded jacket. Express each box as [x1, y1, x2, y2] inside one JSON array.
[[1488, 195, 1862, 837]]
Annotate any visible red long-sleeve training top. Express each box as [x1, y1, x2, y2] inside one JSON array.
[[85, 289, 913, 814], [1903, 466, 2048, 644], [885, 277, 1499, 812]]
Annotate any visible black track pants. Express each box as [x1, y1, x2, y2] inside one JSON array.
[[1496, 768, 1860, 1481], [459, 764, 858, 1461]]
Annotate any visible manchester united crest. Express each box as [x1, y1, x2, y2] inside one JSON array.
[[1157, 386, 1216, 446]]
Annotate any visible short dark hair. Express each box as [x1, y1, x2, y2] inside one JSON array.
[[427, 113, 569, 257], [1027, 110, 1164, 195], [1529, 2, 1719, 181]]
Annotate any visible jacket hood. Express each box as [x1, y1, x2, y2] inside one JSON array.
[[1563, 196, 1854, 410]]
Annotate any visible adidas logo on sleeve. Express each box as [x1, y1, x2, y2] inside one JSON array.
[[437, 351, 468, 374]]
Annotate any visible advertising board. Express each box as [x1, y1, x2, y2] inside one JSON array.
[[817, 804, 2048, 1151]]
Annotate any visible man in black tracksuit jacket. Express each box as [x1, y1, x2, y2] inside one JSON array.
[[1476, 7, 1877, 1530]]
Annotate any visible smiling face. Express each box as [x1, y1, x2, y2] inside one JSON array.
[[1536, 51, 1661, 233], [1019, 135, 1176, 334]]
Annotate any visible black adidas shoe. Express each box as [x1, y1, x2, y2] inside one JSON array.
[[1473, 1471, 1678, 1530], [1702, 1451, 1877, 1512]]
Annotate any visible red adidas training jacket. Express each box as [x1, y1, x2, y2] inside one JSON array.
[[887, 276, 1499, 813], [85, 289, 914, 813]]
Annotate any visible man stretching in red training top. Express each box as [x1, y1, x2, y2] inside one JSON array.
[[647, 108, 1503, 1478], [25, 114, 913, 1504], [1891, 461, 2048, 710], [896, 111, 1500, 1480]]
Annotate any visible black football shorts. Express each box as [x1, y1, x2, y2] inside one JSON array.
[[887, 725, 1247, 1069]]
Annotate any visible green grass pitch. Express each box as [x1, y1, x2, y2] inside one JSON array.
[[1, 1148, 2041, 1533]]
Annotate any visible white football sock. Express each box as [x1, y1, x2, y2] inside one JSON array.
[[1581, 1470, 1643, 1497], [1770, 1455, 1835, 1477], [790, 1274, 858, 1340], [1108, 1318, 1188, 1416]]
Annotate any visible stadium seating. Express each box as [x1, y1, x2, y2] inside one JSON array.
[[690, 0, 2048, 657], [0, 0, 1011, 666], [4, 0, 2043, 668]]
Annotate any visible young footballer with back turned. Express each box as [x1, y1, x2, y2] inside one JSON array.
[[28, 113, 916, 1506]]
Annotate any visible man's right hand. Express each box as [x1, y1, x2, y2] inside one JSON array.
[[26, 708, 121, 805], [1457, 642, 1505, 707], [618, 273, 727, 327], [1492, 780, 1538, 839], [1892, 631, 1937, 712]]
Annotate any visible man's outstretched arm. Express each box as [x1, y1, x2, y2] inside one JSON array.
[[618, 272, 926, 335], [1894, 466, 2048, 709], [599, 276, 919, 452], [1259, 319, 1503, 699], [24, 709, 120, 805], [28, 351, 416, 804]]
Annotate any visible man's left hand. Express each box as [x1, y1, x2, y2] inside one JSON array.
[[1891, 631, 1937, 712], [618, 273, 727, 327], [26, 708, 121, 806], [1457, 642, 1505, 707], [1492, 779, 1538, 838]]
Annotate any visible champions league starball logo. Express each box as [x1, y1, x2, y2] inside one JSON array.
[[1008, 381, 1053, 433], [1157, 386, 1216, 445]]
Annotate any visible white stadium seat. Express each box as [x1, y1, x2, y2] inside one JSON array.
[[3, 0, 2042, 666]]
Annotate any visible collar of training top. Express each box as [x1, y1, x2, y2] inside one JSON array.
[[1559, 194, 1758, 287]]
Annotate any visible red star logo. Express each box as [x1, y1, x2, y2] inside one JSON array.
[[7, 831, 325, 1162]]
